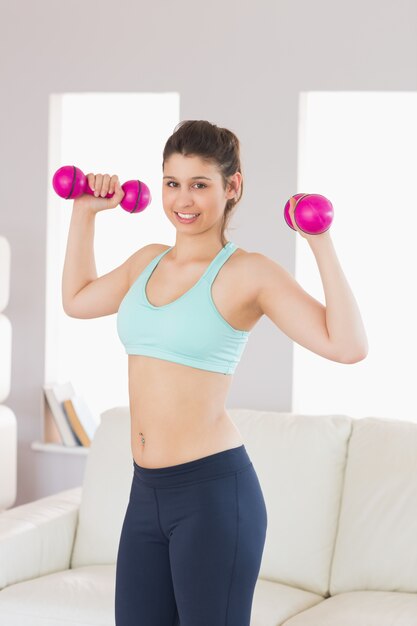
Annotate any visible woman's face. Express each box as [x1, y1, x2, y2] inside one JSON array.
[[162, 153, 238, 233]]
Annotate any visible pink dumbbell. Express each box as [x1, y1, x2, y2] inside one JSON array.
[[52, 165, 152, 214], [284, 193, 334, 235]]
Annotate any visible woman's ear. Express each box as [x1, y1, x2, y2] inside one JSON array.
[[227, 171, 242, 198]]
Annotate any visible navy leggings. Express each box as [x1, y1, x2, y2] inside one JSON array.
[[114, 444, 268, 625]]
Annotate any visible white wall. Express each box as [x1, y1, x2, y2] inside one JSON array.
[[1, 0, 416, 505]]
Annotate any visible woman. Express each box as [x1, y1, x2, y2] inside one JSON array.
[[62, 120, 368, 625]]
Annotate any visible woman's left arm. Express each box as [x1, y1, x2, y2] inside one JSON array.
[[255, 225, 369, 364], [305, 229, 369, 361]]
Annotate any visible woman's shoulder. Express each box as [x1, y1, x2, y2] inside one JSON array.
[[233, 244, 278, 270], [229, 245, 282, 300], [127, 243, 169, 286], [224, 244, 266, 295], [232, 242, 264, 269]]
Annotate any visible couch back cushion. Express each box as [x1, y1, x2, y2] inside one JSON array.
[[71, 406, 352, 598], [229, 409, 352, 596], [330, 416, 417, 594], [70, 406, 132, 568]]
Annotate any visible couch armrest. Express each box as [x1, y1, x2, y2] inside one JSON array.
[[0, 486, 82, 589]]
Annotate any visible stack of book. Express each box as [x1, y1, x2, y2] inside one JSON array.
[[42, 381, 100, 447]]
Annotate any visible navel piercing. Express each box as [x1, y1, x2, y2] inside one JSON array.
[[139, 432, 145, 445]]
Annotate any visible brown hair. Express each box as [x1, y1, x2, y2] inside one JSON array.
[[162, 120, 244, 247]]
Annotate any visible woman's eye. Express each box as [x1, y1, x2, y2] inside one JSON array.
[[165, 182, 206, 189]]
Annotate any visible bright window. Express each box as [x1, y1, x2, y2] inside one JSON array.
[[293, 92, 416, 422], [45, 92, 179, 419]]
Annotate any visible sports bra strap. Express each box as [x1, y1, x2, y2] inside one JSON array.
[[145, 246, 172, 276], [203, 241, 237, 284]]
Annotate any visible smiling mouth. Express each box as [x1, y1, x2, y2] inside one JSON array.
[[174, 212, 201, 216], [174, 212, 201, 224]]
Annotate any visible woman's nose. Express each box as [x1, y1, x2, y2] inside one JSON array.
[[176, 189, 195, 208]]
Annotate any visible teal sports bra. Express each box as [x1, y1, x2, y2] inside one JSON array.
[[116, 241, 250, 375]]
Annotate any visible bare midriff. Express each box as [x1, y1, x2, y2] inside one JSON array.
[[128, 354, 244, 468]]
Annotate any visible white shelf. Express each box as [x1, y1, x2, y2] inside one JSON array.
[[31, 441, 90, 456]]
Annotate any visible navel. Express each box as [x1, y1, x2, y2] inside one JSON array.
[[138, 431, 146, 445]]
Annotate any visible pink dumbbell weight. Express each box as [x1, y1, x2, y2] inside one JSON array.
[[52, 165, 152, 214], [284, 193, 334, 235]]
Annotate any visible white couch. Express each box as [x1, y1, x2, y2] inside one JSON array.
[[1, 407, 417, 625]]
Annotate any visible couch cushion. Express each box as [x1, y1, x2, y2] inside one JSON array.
[[0, 565, 325, 626], [330, 416, 417, 594], [0, 487, 81, 589], [282, 590, 417, 625], [251, 577, 324, 626], [70, 407, 133, 568], [0, 564, 115, 626], [228, 409, 352, 596]]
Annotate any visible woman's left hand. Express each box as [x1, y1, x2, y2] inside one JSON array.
[[288, 196, 329, 241], [288, 196, 309, 239]]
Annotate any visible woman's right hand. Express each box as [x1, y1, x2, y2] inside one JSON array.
[[73, 173, 125, 213]]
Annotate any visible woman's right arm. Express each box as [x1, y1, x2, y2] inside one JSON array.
[[62, 172, 145, 319]]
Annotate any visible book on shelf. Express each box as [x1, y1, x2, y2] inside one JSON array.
[[63, 396, 98, 447], [43, 381, 100, 447]]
